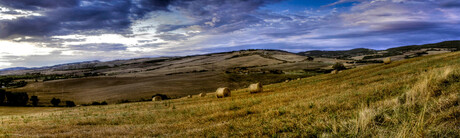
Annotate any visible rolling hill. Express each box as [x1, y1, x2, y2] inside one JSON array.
[[1, 41, 459, 105], [1, 50, 459, 137], [298, 40, 460, 60], [5, 50, 335, 105]]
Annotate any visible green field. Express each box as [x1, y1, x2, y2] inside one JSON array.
[[1, 52, 459, 137]]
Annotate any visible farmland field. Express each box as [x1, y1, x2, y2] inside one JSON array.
[[1, 51, 459, 137]]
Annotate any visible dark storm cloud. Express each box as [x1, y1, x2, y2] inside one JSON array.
[[0, 0, 282, 40], [132, 0, 173, 18], [148, 0, 283, 41], [156, 24, 187, 33], [68, 43, 127, 51], [154, 0, 282, 35], [0, 0, 80, 10], [371, 21, 441, 32], [0, 0, 172, 39], [439, 0, 460, 8]]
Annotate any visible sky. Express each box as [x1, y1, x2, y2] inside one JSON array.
[[1, 0, 460, 69]]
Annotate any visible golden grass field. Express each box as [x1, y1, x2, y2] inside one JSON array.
[[1, 52, 459, 137]]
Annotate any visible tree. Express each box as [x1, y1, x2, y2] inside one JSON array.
[[30, 96, 39, 107], [332, 62, 346, 71], [0, 89, 5, 105], [5, 92, 29, 106], [51, 98, 61, 107], [65, 101, 76, 107]]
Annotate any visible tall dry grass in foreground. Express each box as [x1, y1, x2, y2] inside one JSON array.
[[1, 52, 459, 137]]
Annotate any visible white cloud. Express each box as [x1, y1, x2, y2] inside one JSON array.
[[0, 41, 55, 56], [0, 6, 41, 20]]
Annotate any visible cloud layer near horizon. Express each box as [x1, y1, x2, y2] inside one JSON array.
[[1, 0, 460, 69]]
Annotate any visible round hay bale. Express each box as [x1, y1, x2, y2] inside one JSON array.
[[249, 83, 263, 94], [216, 87, 231, 98], [187, 95, 192, 98], [152, 96, 162, 101], [285, 80, 289, 83], [199, 93, 206, 97], [383, 57, 392, 64], [331, 70, 338, 74]]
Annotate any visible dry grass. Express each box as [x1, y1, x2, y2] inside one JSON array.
[[1, 52, 459, 137]]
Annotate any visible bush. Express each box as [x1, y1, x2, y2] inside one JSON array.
[[65, 101, 76, 107], [51, 98, 61, 107], [30, 96, 39, 106], [101, 101, 108, 105], [5, 92, 29, 106], [118, 99, 130, 104], [332, 62, 346, 71], [91, 101, 101, 105]]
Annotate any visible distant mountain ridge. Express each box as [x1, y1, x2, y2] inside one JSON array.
[[0, 67, 30, 71], [298, 48, 377, 59], [298, 40, 460, 59]]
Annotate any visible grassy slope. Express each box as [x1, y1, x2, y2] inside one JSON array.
[[1, 52, 459, 137]]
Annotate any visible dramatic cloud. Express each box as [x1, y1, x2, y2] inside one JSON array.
[[0, 0, 80, 10], [0, 0, 175, 39], [1, 0, 460, 69]]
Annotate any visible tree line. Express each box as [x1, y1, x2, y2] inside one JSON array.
[[0, 89, 76, 107]]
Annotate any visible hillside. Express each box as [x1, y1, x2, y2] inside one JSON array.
[[298, 40, 460, 60], [1, 51, 459, 137], [4, 50, 335, 105], [298, 48, 377, 59]]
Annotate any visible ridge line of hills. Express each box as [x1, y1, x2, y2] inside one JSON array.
[[2, 40, 459, 73], [0, 40, 459, 104]]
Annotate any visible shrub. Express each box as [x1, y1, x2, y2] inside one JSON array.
[[118, 99, 130, 103], [30, 96, 39, 106], [101, 101, 108, 105], [91, 101, 101, 105], [51, 98, 61, 107], [332, 62, 346, 71], [65, 101, 76, 107]]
